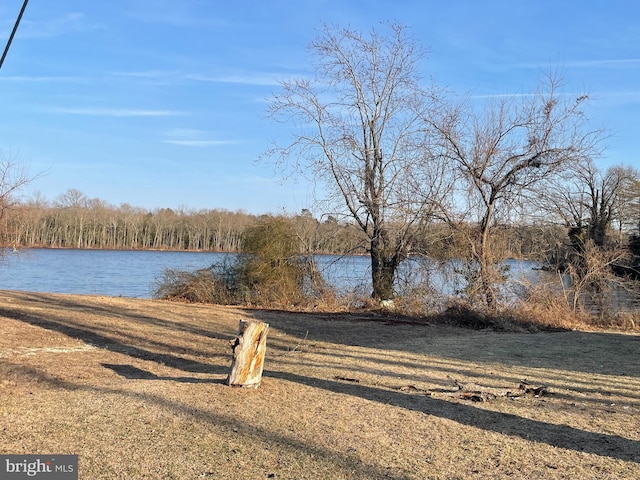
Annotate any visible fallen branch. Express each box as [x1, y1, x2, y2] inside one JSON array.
[[273, 330, 309, 357], [392, 376, 552, 402]]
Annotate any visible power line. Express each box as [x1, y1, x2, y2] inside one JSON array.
[[0, 0, 30, 71]]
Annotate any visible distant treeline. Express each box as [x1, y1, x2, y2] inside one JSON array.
[[0, 190, 579, 260], [0, 191, 366, 254]]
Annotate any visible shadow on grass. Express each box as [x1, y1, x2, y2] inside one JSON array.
[[3, 291, 638, 464], [0, 305, 228, 376], [21, 365, 414, 480], [267, 370, 640, 463], [13, 358, 639, 466], [102, 363, 227, 384], [270, 343, 640, 402], [249, 309, 640, 378], [8, 291, 233, 340]]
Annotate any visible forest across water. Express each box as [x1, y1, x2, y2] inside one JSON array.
[[0, 194, 613, 261], [1, 190, 639, 326]]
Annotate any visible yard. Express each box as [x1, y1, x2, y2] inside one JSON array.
[[0, 290, 638, 479]]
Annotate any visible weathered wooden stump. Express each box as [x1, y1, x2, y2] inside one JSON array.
[[226, 319, 269, 388]]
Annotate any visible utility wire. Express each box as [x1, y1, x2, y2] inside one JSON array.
[[0, 0, 30, 71]]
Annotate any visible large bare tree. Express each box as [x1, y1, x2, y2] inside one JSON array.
[[608, 165, 640, 238], [267, 23, 447, 301], [431, 75, 602, 308], [0, 150, 32, 221], [0, 150, 35, 250], [544, 160, 639, 249]]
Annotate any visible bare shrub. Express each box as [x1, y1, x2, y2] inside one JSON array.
[[512, 268, 640, 332], [428, 299, 542, 332], [155, 216, 331, 308], [562, 241, 637, 320], [611, 311, 639, 330], [154, 260, 241, 304], [392, 258, 448, 315], [514, 282, 590, 330]]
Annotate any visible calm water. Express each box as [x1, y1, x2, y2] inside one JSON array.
[[0, 249, 539, 299], [0, 249, 636, 311], [0, 249, 372, 298]]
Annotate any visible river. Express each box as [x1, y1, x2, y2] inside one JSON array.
[[0, 249, 636, 311], [0, 249, 373, 298]]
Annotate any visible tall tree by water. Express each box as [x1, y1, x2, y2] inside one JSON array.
[[429, 75, 603, 309], [267, 23, 448, 301]]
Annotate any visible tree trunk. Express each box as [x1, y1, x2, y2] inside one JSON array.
[[478, 203, 497, 310], [226, 320, 269, 388], [370, 248, 397, 301], [369, 226, 400, 301]]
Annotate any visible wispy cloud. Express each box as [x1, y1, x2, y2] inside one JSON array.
[[468, 89, 587, 100], [124, 1, 230, 28], [0, 76, 85, 83], [185, 72, 282, 86], [469, 92, 539, 100], [164, 128, 209, 137], [125, 9, 194, 27], [589, 90, 640, 106], [46, 107, 186, 117], [163, 139, 235, 147], [16, 12, 97, 39], [162, 128, 236, 147], [109, 70, 182, 87], [467, 89, 640, 107], [110, 70, 283, 87], [53, 161, 116, 171], [564, 59, 640, 68], [111, 70, 179, 79], [519, 59, 640, 69]]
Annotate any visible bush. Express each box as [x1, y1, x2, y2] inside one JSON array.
[[154, 260, 242, 304], [238, 217, 303, 305], [155, 216, 330, 308]]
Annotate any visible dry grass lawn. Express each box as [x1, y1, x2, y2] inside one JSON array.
[[0, 290, 639, 479]]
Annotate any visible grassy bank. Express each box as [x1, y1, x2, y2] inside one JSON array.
[[0, 291, 638, 479]]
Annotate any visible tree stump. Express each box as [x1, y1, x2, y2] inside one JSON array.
[[226, 320, 269, 388]]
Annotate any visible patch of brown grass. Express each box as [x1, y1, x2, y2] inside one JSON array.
[[512, 283, 640, 332], [1, 290, 639, 479]]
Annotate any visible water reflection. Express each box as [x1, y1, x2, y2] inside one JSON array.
[[0, 249, 638, 311]]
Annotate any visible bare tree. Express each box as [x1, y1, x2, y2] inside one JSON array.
[[431, 75, 602, 309], [54, 188, 88, 209], [266, 23, 448, 301], [545, 160, 639, 249], [0, 150, 32, 220], [611, 166, 640, 237]]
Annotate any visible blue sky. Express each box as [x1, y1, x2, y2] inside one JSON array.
[[0, 0, 638, 214]]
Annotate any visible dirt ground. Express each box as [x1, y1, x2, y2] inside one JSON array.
[[0, 290, 638, 479]]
